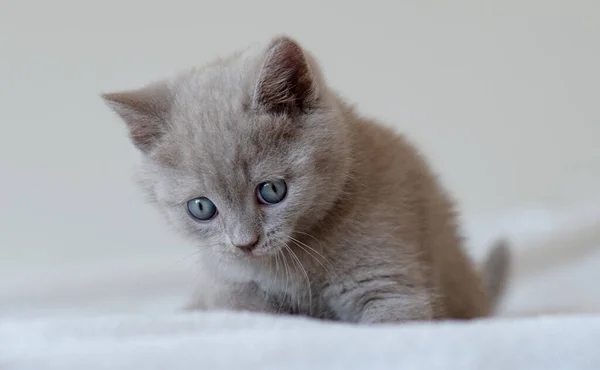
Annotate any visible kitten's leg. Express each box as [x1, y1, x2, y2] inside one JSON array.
[[325, 276, 435, 323], [356, 290, 435, 323]]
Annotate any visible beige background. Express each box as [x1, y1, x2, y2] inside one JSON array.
[[0, 0, 598, 316]]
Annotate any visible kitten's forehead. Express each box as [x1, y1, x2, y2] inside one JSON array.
[[153, 56, 250, 159], [170, 46, 265, 123], [151, 43, 311, 173], [162, 114, 297, 176]]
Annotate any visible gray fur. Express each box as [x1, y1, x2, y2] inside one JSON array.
[[103, 36, 509, 323]]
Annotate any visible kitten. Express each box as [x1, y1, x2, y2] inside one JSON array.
[[102, 36, 509, 323]]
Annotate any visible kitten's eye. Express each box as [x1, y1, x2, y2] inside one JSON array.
[[257, 179, 287, 205], [186, 197, 217, 221]]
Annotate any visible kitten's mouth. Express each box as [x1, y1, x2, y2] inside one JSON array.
[[243, 238, 284, 258], [244, 244, 270, 258], [230, 230, 290, 259]]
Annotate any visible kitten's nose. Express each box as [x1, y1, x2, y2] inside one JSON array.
[[233, 235, 260, 253]]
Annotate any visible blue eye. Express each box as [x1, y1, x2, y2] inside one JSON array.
[[257, 179, 287, 205], [186, 197, 217, 221]]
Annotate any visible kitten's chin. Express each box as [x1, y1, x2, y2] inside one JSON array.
[[208, 243, 279, 262], [250, 244, 284, 258]]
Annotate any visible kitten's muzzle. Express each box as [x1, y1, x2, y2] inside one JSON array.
[[233, 235, 260, 254]]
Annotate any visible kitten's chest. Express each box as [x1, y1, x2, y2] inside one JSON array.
[[262, 284, 333, 319], [254, 264, 332, 318]]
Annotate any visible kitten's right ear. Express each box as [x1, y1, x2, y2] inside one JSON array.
[[101, 82, 171, 152], [252, 36, 319, 115]]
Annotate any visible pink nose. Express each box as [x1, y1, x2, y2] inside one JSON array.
[[234, 236, 260, 253]]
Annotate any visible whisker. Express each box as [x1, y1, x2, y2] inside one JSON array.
[[280, 247, 291, 312], [294, 232, 345, 273], [289, 235, 336, 273], [282, 245, 300, 314], [165, 242, 220, 271], [274, 250, 283, 313], [267, 248, 274, 286], [290, 239, 335, 284], [294, 231, 323, 248], [345, 173, 367, 188], [170, 250, 203, 268], [285, 244, 312, 317]]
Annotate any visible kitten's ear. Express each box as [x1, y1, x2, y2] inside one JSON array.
[[102, 82, 171, 152], [252, 36, 318, 114]]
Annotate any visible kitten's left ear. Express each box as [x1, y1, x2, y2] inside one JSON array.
[[102, 82, 172, 152], [252, 36, 320, 114]]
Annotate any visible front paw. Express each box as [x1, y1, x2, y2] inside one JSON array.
[[358, 296, 434, 323]]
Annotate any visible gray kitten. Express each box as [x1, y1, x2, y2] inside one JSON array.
[[103, 36, 509, 323]]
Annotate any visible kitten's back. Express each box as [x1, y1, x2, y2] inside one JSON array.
[[344, 109, 501, 318]]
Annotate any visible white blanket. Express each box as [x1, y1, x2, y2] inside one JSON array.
[[2, 311, 600, 370]]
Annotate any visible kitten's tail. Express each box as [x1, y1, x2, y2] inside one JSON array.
[[482, 238, 511, 313]]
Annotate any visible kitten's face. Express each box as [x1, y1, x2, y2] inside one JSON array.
[[146, 108, 348, 262], [104, 37, 350, 264]]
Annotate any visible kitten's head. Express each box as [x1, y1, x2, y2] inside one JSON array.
[[103, 36, 350, 264]]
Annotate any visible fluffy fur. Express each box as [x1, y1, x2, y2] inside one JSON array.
[[103, 36, 509, 323]]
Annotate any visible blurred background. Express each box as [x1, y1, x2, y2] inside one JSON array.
[[1, 0, 599, 318]]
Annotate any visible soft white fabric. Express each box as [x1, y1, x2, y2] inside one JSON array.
[[2, 312, 600, 370]]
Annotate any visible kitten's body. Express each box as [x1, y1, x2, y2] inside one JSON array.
[[104, 36, 508, 323], [190, 104, 501, 321]]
